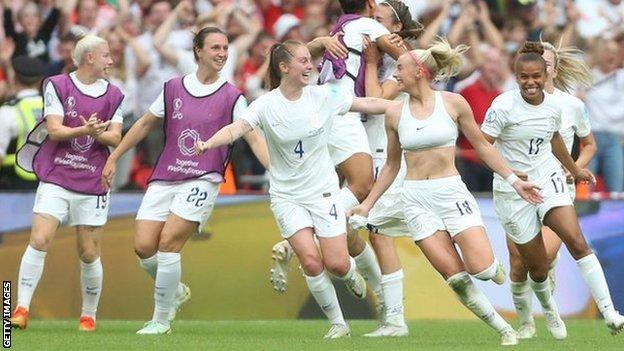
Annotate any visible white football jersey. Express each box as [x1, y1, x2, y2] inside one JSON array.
[[241, 85, 353, 201], [551, 88, 591, 153], [482, 89, 562, 192]]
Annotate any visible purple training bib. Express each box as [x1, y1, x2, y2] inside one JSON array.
[[149, 76, 241, 183], [26, 74, 124, 195]]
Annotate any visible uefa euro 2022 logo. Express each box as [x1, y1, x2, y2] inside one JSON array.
[[178, 129, 200, 156], [65, 96, 78, 118], [173, 98, 184, 120]]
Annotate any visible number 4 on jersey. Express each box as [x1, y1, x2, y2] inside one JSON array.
[[294, 140, 304, 158]]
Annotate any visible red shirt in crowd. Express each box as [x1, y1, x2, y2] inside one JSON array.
[[458, 79, 501, 163]]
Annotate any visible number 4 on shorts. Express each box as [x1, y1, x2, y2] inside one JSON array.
[[329, 204, 338, 220]]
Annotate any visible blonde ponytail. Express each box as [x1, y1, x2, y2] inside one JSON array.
[[541, 41, 592, 92], [411, 37, 468, 82]]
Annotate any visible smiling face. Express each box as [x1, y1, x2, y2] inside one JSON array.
[[374, 4, 401, 33], [516, 59, 546, 104], [280, 45, 313, 87], [393, 53, 427, 91], [87, 42, 113, 79], [195, 32, 229, 73], [542, 49, 557, 82]]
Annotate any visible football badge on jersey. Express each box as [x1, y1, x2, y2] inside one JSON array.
[[65, 96, 77, 118], [173, 98, 184, 120], [485, 109, 496, 123]]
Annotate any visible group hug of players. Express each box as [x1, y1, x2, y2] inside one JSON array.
[[7, 0, 624, 345]]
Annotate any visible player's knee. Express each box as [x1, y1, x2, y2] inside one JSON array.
[[29, 235, 51, 251], [324, 257, 350, 277], [526, 262, 549, 282], [157, 238, 182, 253], [299, 254, 323, 276], [346, 231, 364, 253], [508, 252, 527, 281], [134, 241, 158, 259], [78, 245, 99, 263]]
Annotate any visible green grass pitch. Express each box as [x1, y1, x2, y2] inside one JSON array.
[[8, 319, 623, 350]]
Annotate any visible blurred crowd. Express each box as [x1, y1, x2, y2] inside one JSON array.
[[1, 0, 624, 193]]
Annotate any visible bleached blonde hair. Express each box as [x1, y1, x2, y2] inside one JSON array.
[[408, 37, 469, 82], [72, 35, 107, 66], [541, 40, 592, 92]]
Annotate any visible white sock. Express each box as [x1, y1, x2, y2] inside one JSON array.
[[140, 254, 184, 297], [472, 257, 499, 281], [338, 257, 357, 281], [80, 258, 103, 319], [576, 254, 616, 318], [353, 243, 382, 296], [510, 280, 534, 325], [139, 254, 158, 279], [305, 270, 345, 326], [447, 272, 512, 334], [381, 269, 405, 327], [16, 245, 46, 309], [339, 187, 360, 210], [528, 276, 556, 311], [153, 251, 181, 325]]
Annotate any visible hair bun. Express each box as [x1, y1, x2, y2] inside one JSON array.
[[519, 41, 544, 55]]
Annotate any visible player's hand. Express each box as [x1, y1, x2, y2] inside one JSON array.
[[362, 35, 381, 64], [346, 204, 371, 219], [512, 179, 543, 205], [195, 140, 209, 155], [513, 170, 528, 181], [564, 169, 574, 184], [573, 168, 596, 184], [325, 32, 347, 59], [80, 113, 109, 136], [387, 33, 406, 50], [101, 158, 117, 191]]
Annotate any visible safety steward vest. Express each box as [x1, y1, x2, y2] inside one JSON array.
[[1, 95, 42, 181]]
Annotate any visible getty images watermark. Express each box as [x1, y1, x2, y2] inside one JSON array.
[[3, 281, 10, 348]]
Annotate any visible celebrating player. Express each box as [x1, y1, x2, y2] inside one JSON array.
[[505, 40, 598, 339], [11, 35, 124, 332], [482, 42, 624, 340], [196, 40, 394, 338], [350, 38, 544, 346], [269, 0, 408, 315], [101, 27, 268, 335]]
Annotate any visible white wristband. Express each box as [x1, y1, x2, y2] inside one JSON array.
[[505, 173, 519, 185]]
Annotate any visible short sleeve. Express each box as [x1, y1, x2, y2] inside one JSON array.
[[111, 97, 125, 123], [232, 95, 248, 121], [574, 104, 591, 138], [327, 85, 354, 115], [43, 82, 64, 118], [552, 105, 562, 132], [363, 18, 391, 41], [148, 90, 165, 118], [481, 104, 507, 138], [240, 97, 264, 130]]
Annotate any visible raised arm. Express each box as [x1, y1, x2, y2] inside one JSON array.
[[195, 119, 254, 155], [455, 93, 543, 204], [349, 97, 396, 116], [349, 104, 402, 217], [307, 35, 348, 60], [152, 1, 190, 67], [362, 36, 399, 100], [101, 112, 160, 189]]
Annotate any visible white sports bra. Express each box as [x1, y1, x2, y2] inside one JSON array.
[[398, 91, 458, 151]]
